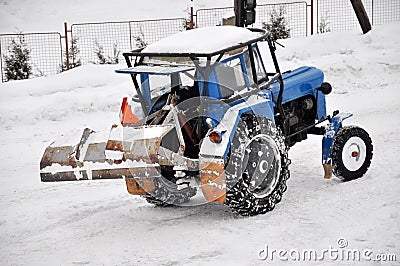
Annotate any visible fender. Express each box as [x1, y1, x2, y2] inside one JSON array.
[[322, 112, 353, 178], [200, 93, 275, 159]]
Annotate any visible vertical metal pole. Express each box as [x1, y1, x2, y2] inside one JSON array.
[[64, 22, 69, 70], [0, 39, 3, 82], [316, 0, 319, 34], [58, 33, 63, 73], [128, 22, 133, 50], [190, 0, 195, 29], [371, 0, 374, 25], [311, 0, 314, 35], [235, 0, 242, 27]]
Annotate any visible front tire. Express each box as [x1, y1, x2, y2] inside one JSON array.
[[225, 115, 290, 216], [332, 126, 373, 181]]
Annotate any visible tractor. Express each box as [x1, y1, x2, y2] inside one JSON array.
[[40, 26, 373, 216]]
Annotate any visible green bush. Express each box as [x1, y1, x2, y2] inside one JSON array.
[[262, 6, 291, 41], [94, 41, 120, 64], [4, 34, 32, 81]]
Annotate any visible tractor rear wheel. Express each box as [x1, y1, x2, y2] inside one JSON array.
[[225, 115, 290, 216], [332, 126, 373, 181], [143, 167, 197, 206]]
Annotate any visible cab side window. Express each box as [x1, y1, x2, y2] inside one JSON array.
[[215, 58, 247, 98], [244, 48, 267, 87]]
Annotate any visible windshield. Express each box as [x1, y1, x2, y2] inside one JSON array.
[[144, 70, 196, 99]]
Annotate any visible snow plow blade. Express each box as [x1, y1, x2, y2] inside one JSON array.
[[40, 124, 175, 183]]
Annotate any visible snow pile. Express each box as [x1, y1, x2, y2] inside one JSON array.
[[0, 64, 132, 129], [0, 22, 400, 265], [143, 26, 260, 54]]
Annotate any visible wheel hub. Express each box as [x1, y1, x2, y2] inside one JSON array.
[[243, 134, 281, 198], [342, 136, 367, 171]]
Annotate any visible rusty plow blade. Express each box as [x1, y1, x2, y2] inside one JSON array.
[[40, 124, 175, 183]]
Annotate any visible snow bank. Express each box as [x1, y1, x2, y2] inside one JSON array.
[[0, 64, 132, 128]]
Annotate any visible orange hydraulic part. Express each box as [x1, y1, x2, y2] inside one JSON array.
[[200, 160, 226, 203], [125, 178, 155, 195], [323, 164, 333, 179], [120, 97, 139, 126]]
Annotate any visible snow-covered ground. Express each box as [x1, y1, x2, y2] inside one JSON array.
[[1, 4, 400, 265]]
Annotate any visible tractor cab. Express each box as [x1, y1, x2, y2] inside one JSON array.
[[115, 26, 279, 153], [116, 41, 270, 118]]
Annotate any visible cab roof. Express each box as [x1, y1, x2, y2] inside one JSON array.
[[142, 26, 259, 55], [123, 26, 268, 58]]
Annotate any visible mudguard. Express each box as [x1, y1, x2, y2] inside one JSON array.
[[199, 94, 275, 159], [322, 112, 353, 178]]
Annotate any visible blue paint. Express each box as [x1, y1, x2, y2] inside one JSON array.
[[315, 90, 327, 121], [270, 66, 324, 105], [322, 113, 353, 165], [140, 74, 151, 115]]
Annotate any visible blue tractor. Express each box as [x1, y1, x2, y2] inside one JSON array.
[[40, 26, 373, 216]]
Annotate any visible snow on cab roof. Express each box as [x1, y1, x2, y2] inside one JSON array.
[[142, 26, 260, 54]]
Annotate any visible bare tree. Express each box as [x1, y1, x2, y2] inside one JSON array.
[[134, 28, 148, 49], [319, 12, 331, 33], [61, 36, 82, 71]]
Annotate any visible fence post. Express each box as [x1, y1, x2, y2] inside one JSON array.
[[0, 39, 3, 82], [129, 22, 133, 50], [64, 22, 69, 70], [371, 0, 374, 25], [311, 0, 314, 35], [190, 0, 195, 29]]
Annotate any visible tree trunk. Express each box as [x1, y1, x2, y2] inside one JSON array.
[[350, 0, 372, 34]]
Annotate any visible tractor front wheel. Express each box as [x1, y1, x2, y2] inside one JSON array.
[[332, 126, 373, 181]]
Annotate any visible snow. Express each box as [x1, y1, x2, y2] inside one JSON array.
[[124, 124, 175, 141], [116, 65, 195, 75], [1, 5, 400, 266], [143, 26, 260, 54], [0, 0, 231, 33]]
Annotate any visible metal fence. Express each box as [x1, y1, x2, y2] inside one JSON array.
[[71, 18, 187, 65], [0, 33, 63, 82], [316, 0, 400, 33], [370, 0, 400, 25], [256, 2, 308, 37], [1, 1, 400, 82], [196, 2, 308, 37]]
